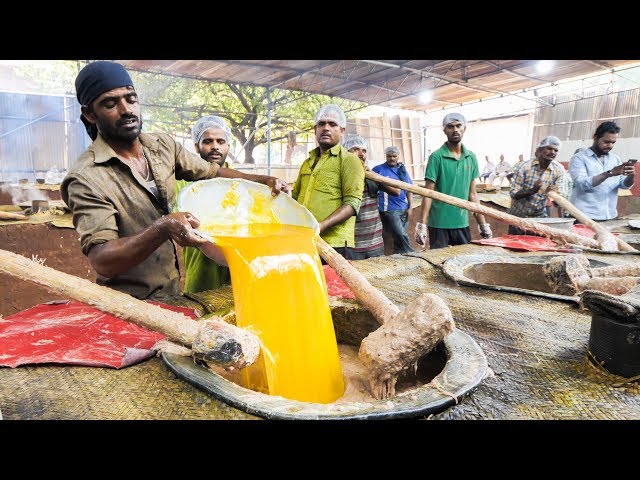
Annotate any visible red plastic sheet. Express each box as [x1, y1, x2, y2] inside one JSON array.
[[472, 224, 600, 252], [323, 264, 356, 299], [472, 235, 579, 252], [572, 224, 596, 238], [0, 300, 197, 369]]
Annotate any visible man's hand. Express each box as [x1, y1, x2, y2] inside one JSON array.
[[265, 176, 292, 196], [157, 212, 207, 247], [478, 223, 493, 239], [415, 222, 427, 246]]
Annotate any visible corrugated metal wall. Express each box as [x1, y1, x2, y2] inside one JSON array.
[[0, 92, 85, 182], [533, 87, 640, 164], [348, 113, 424, 178], [0, 91, 426, 184]]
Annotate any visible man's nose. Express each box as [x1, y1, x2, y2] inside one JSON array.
[[117, 99, 134, 115]]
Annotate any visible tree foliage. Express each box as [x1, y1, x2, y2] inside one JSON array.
[[131, 71, 366, 163], [13, 61, 80, 95], [10, 61, 368, 164]]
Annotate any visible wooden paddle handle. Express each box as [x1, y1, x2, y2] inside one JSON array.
[[0, 248, 260, 369], [547, 191, 636, 252], [316, 237, 399, 325], [365, 170, 601, 249], [0, 211, 27, 220]]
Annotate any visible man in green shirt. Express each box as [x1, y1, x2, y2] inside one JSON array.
[[415, 113, 492, 249], [176, 115, 233, 293], [292, 104, 364, 259]]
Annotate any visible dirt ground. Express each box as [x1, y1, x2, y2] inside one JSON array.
[[0, 223, 96, 317]]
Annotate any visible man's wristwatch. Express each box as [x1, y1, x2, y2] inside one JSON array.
[[606, 170, 613, 177]]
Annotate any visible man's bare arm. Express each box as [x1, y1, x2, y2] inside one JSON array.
[[88, 212, 216, 278], [318, 204, 356, 234]]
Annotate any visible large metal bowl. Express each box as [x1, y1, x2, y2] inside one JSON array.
[[524, 217, 575, 231], [176, 178, 319, 258]]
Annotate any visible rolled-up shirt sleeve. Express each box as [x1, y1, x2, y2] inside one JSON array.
[[341, 155, 364, 215], [63, 175, 120, 255], [175, 140, 219, 181]]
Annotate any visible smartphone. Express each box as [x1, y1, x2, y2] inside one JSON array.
[[628, 159, 638, 164]]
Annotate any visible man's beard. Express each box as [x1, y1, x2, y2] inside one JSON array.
[[99, 117, 142, 142], [203, 152, 226, 167], [318, 139, 336, 150]]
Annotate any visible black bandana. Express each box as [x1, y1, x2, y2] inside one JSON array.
[[75, 61, 133, 140]]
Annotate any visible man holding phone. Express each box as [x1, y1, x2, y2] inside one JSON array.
[[569, 121, 635, 221]]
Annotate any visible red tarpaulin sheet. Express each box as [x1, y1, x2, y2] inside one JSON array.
[[0, 300, 197, 369], [0, 270, 352, 369], [323, 264, 355, 299], [472, 225, 598, 252], [472, 235, 580, 252]]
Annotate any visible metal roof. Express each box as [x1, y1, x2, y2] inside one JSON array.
[[117, 59, 638, 112]]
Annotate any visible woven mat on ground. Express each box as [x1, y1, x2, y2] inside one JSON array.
[[0, 211, 74, 228], [3, 244, 640, 419], [0, 356, 256, 420], [360, 248, 640, 419]]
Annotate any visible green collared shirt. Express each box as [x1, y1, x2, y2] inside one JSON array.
[[61, 132, 219, 300], [424, 142, 479, 229], [292, 144, 364, 248]]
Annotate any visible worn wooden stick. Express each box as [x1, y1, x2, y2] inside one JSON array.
[[316, 237, 454, 399], [0, 211, 27, 221], [365, 170, 602, 250], [547, 191, 634, 252], [316, 237, 399, 325], [0, 248, 260, 369], [543, 254, 640, 296]]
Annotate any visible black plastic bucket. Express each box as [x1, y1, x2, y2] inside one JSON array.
[[589, 313, 640, 378]]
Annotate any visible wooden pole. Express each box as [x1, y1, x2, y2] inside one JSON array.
[[316, 237, 454, 399], [316, 237, 398, 325], [0, 248, 260, 369], [547, 191, 635, 252], [0, 211, 27, 221], [365, 170, 601, 250]]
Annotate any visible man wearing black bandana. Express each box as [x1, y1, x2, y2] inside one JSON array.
[[61, 61, 291, 300]]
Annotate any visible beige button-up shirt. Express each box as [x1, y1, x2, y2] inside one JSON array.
[[61, 132, 219, 299]]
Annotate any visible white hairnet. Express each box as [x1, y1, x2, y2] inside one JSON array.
[[538, 136, 562, 149], [192, 115, 232, 145], [315, 104, 346, 128], [385, 146, 400, 155], [442, 112, 467, 128], [343, 134, 368, 150]]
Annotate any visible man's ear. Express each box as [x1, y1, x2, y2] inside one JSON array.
[[81, 105, 96, 124]]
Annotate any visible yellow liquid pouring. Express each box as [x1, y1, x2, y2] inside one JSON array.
[[200, 222, 345, 403]]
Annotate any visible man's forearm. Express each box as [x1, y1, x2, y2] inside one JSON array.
[[513, 186, 538, 199], [88, 223, 168, 278], [319, 204, 356, 233], [624, 174, 635, 187], [419, 182, 435, 223], [218, 168, 266, 183]]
